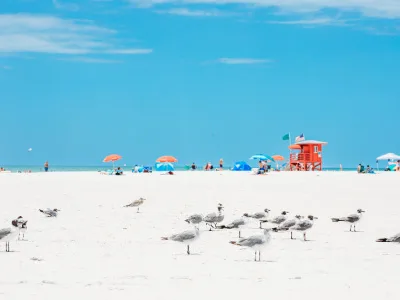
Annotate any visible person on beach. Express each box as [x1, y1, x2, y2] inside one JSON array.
[[44, 161, 49, 172], [219, 158, 224, 170], [191, 163, 197, 170], [115, 167, 123, 175]]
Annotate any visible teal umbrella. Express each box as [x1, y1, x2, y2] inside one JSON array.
[[249, 154, 275, 162]]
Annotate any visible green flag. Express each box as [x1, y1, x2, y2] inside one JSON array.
[[282, 133, 290, 141]]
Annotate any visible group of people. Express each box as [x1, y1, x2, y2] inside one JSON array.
[[190, 159, 224, 171], [257, 160, 271, 174], [357, 164, 374, 174]]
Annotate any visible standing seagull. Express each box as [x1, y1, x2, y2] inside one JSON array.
[[16, 216, 28, 240], [161, 227, 200, 255], [124, 197, 146, 213], [243, 208, 270, 229], [331, 209, 365, 232], [39, 208, 60, 217], [230, 228, 272, 262], [291, 215, 317, 241], [217, 217, 248, 238], [204, 204, 224, 231], [185, 214, 203, 227], [0, 219, 19, 252], [272, 215, 303, 239], [262, 211, 289, 226], [376, 233, 400, 243]]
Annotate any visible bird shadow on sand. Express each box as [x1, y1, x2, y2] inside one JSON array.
[[174, 253, 201, 256], [345, 231, 364, 233], [1, 250, 20, 253]]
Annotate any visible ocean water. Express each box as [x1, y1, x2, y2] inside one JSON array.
[[1, 165, 357, 173]]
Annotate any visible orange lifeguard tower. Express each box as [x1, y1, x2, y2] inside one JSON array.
[[289, 140, 327, 171]]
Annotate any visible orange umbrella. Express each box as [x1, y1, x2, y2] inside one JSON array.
[[156, 155, 178, 163], [103, 154, 122, 163], [289, 144, 301, 150], [272, 155, 285, 161]]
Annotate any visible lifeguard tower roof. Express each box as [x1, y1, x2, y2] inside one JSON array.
[[295, 140, 328, 145]]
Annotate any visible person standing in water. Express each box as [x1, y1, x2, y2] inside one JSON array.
[[44, 161, 49, 172], [219, 158, 224, 170]]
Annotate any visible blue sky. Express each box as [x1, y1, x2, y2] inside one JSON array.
[[1, 0, 399, 167]]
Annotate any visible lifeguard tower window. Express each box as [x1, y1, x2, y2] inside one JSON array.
[[314, 146, 318, 153]]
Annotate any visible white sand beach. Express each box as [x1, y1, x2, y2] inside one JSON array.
[[1, 171, 399, 299]]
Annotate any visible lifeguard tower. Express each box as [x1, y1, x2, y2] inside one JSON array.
[[289, 140, 327, 171]]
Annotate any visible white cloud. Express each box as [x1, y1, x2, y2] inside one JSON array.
[[0, 14, 153, 55], [59, 56, 122, 63], [155, 8, 222, 17], [128, 0, 400, 19], [107, 48, 153, 54], [218, 58, 272, 64], [267, 17, 348, 26], [52, 0, 79, 11]]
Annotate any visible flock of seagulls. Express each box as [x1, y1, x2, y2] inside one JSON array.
[[162, 204, 321, 261], [1, 201, 399, 261]]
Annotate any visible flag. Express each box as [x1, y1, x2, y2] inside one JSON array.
[[282, 133, 290, 141], [295, 134, 305, 143]]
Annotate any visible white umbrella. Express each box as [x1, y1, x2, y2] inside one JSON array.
[[376, 153, 400, 161]]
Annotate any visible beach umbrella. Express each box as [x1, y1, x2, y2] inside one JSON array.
[[249, 154, 275, 162], [289, 144, 301, 150], [156, 155, 178, 163], [272, 155, 285, 161], [155, 162, 175, 172], [376, 153, 400, 161], [103, 154, 122, 169]]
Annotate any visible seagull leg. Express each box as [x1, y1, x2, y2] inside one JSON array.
[[258, 251, 261, 262], [259, 222, 262, 229], [187, 245, 190, 255], [137, 207, 139, 213], [254, 251, 257, 261], [239, 231, 241, 238], [303, 232, 307, 241], [354, 224, 357, 232], [291, 232, 293, 240]]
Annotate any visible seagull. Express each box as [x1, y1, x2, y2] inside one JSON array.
[[185, 214, 203, 226], [16, 216, 28, 240], [376, 233, 400, 243], [261, 211, 289, 226], [331, 209, 365, 232], [243, 208, 270, 229], [291, 215, 317, 241], [230, 228, 272, 262], [161, 227, 200, 255], [204, 204, 224, 231], [124, 197, 146, 212], [0, 219, 19, 252], [272, 215, 303, 239], [217, 217, 248, 238], [39, 208, 60, 217]]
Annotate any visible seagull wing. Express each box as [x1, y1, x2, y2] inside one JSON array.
[[204, 213, 217, 223], [170, 230, 197, 242], [0, 228, 12, 240], [237, 235, 264, 247], [292, 220, 312, 231], [279, 219, 296, 230], [345, 214, 360, 223]]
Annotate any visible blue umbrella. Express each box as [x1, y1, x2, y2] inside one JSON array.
[[249, 154, 275, 162], [155, 162, 175, 172]]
